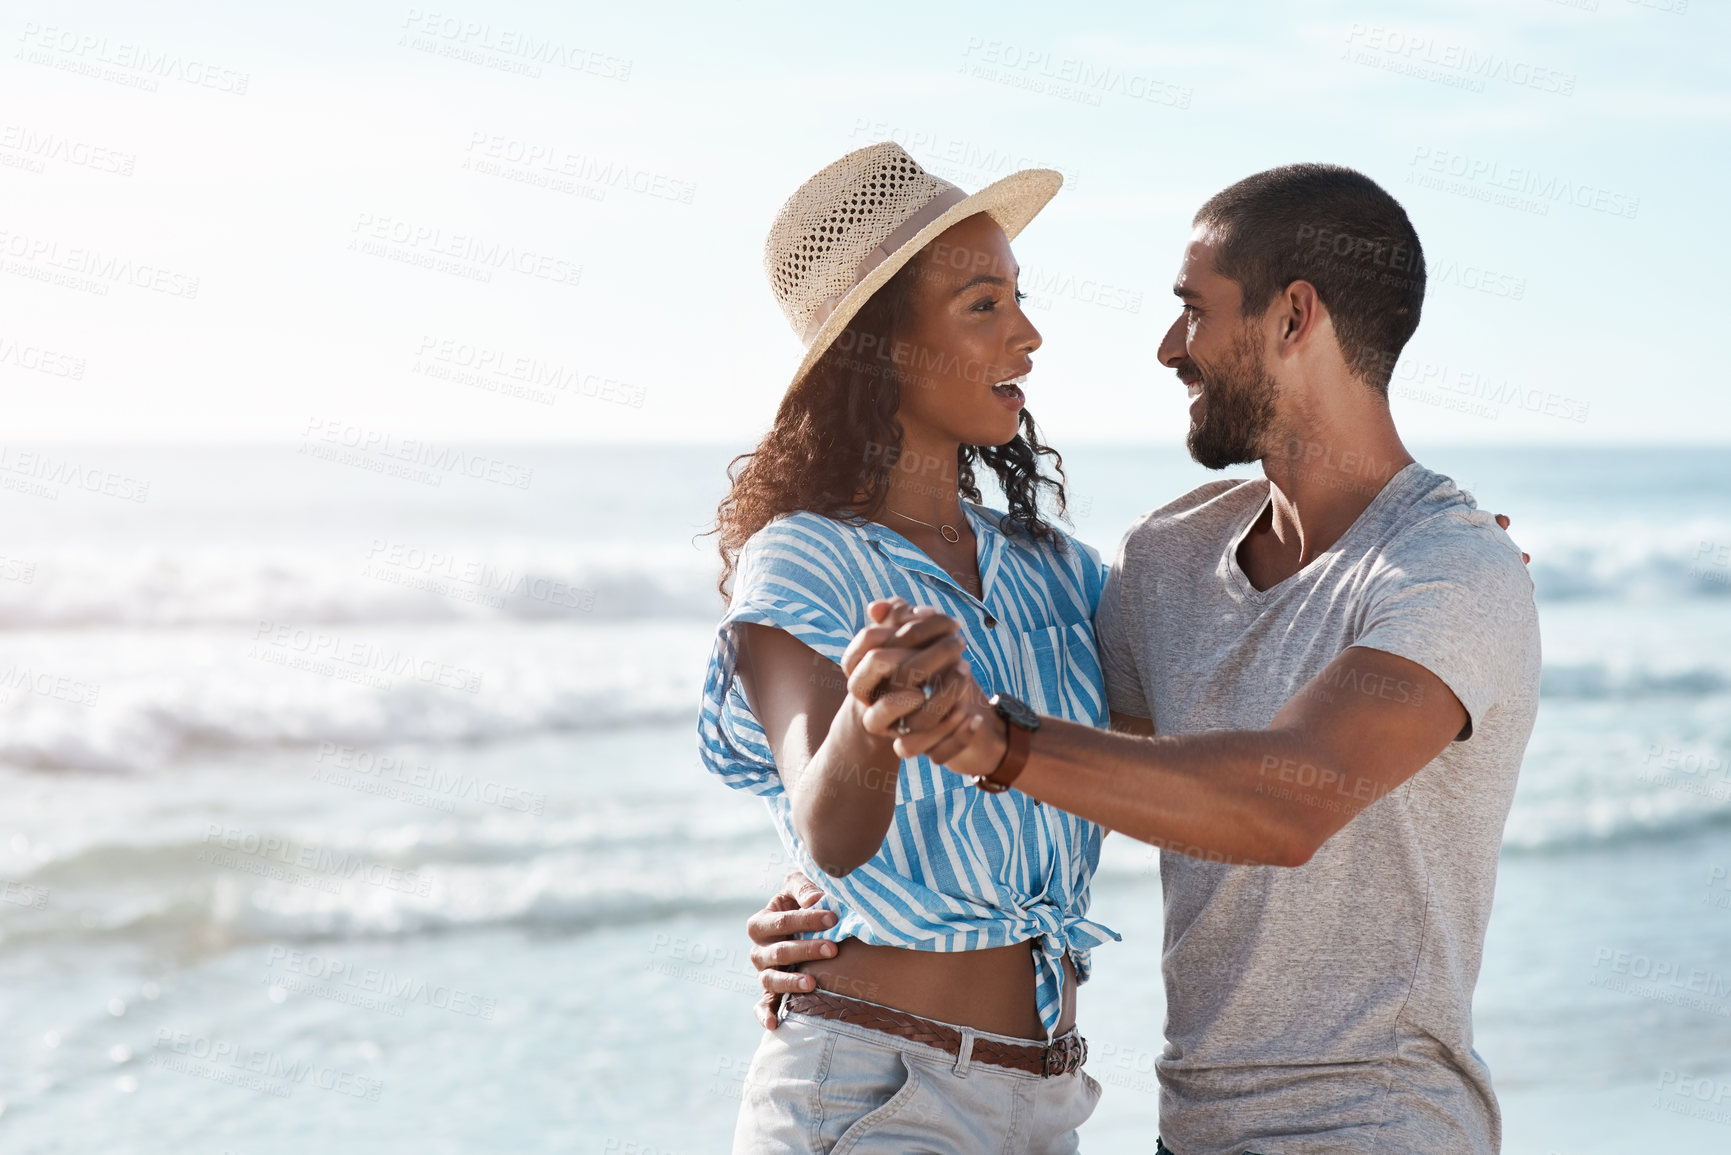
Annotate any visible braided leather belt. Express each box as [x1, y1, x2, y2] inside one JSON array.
[[783, 991, 1087, 1078]]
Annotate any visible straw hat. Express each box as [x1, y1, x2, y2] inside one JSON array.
[[764, 142, 1062, 392]]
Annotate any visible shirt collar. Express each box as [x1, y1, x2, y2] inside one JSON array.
[[854, 503, 1005, 608]]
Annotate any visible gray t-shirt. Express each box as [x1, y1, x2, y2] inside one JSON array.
[[1096, 463, 1541, 1155]]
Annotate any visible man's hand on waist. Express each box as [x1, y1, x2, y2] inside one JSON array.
[[745, 871, 835, 1030]]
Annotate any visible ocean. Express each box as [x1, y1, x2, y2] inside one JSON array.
[[1, 442, 1728, 1153]]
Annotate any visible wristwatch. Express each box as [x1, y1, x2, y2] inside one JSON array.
[[977, 693, 1041, 793]]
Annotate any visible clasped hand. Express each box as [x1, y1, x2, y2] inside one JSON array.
[[840, 598, 1007, 778]]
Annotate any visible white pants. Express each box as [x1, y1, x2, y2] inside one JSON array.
[[733, 995, 1102, 1154]]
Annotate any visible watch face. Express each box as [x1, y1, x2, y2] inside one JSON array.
[[990, 693, 1042, 732]]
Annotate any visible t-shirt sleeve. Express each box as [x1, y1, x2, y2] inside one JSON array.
[[1352, 512, 1538, 740], [1095, 525, 1152, 720], [697, 517, 863, 796]]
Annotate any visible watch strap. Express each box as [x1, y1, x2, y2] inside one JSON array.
[[977, 715, 1032, 793]]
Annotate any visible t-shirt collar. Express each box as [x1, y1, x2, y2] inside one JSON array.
[[1227, 461, 1430, 601]]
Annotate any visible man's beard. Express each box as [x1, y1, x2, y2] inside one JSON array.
[[1183, 328, 1278, 470]]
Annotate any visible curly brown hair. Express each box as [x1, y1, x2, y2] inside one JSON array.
[[711, 253, 1069, 598]]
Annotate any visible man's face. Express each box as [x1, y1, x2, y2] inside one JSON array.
[[1157, 229, 1278, 470]]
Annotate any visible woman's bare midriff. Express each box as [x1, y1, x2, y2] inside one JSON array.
[[796, 938, 1077, 1041]]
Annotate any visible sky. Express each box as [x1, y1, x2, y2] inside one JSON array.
[[0, 0, 1724, 446]]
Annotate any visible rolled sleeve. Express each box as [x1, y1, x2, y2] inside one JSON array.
[[697, 518, 861, 795]]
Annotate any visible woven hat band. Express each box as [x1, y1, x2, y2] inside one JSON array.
[[799, 185, 971, 346]]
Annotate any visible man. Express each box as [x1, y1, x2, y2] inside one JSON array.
[[746, 164, 1540, 1154]]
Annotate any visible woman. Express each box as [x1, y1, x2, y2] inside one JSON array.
[[699, 142, 1116, 1151]]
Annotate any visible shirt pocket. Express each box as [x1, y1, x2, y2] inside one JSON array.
[[1010, 621, 1105, 727]]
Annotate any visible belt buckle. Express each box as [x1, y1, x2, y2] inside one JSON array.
[[1042, 1036, 1072, 1077], [1044, 1035, 1084, 1077]]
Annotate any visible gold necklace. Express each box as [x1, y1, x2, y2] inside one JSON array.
[[891, 508, 962, 544]]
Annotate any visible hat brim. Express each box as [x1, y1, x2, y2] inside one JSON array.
[[785, 167, 1064, 394]]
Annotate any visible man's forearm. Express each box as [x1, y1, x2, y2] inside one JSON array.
[[1011, 718, 1360, 867], [898, 647, 1460, 865]]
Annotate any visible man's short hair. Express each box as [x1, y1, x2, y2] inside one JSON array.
[[1194, 164, 1424, 395]]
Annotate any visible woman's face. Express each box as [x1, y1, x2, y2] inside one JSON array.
[[892, 213, 1042, 449]]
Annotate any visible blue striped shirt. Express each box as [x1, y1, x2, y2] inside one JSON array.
[[698, 502, 1119, 1037]]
